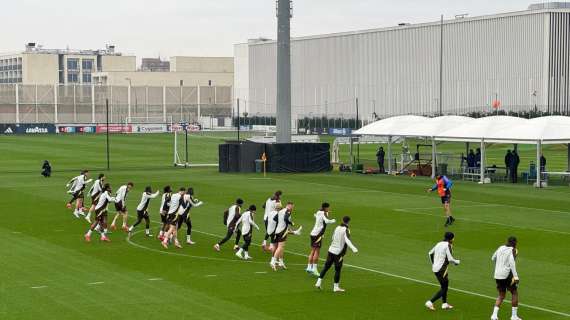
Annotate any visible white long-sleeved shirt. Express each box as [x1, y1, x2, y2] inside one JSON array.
[[69, 174, 91, 193], [136, 191, 160, 211], [95, 191, 115, 211], [428, 241, 460, 273], [264, 198, 278, 221], [115, 185, 129, 203], [328, 225, 358, 255], [235, 211, 260, 235], [226, 204, 241, 226], [159, 193, 171, 214], [89, 179, 103, 197], [266, 210, 279, 235], [179, 194, 203, 215], [167, 193, 183, 214], [492, 245, 519, 280], [310, 210, 336, 236], [274, 208, 293, 234]]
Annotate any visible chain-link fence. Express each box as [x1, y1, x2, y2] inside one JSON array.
[[0, 84, 232, 124]]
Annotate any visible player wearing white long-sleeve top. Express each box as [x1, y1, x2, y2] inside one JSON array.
[[425, 232, 460, 311], [85, 174, 105, 223], [490, 236, 522, 320], [66, 170, 92, 218], [235, 205, 260, 260], [128, 186, 160, 239], [110, 182, 134, 232], [306, 203, 336, 275], [214, 198, 244, 252], [262, 191, 282, 250], [315, 216, 358, 292], [158, 186, 172, 241], [161, 187, 186, 249], [84, 183, 114, 242], [266, 203, 281, 253], [176, 187, 203, 245], [270, 202, 302, 271]]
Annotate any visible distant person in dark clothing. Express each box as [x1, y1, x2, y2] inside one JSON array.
[[504, 150, 513, 179], [540, 154, 546, 173], [475, 148, 482, 168], [41, 160, 51, 178], [465, 149, 476, 168], [510, 151, 520, 183], [376, 146, 385, 173]]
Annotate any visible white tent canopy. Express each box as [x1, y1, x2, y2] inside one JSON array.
[[354, 115, 570, 187]]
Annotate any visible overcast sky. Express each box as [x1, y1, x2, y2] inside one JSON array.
[[0, 0, 546, 58]]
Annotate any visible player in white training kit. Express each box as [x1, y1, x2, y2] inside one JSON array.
[[490, 236, 522, 320], [235, 205, 260, 260], [158, 186, 172, 241], [425, 232, 460, 311], [128, 186, 159, 239], [84, 183, 114, 242], [110, 182, 134, 232], [270, 202, 302, 271], [66, 170, 92, 218], [262, 191, 282, 251], [315, 216, 358, 292], [177, 187, 204, 245], [307, 202, 336, 276], [214, 198, 244, 252], [161, 187, 186, 249], [85, 173, 105, 223], [266, 202, 281, 254]]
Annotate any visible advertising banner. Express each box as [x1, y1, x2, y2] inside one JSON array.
[[57, 125, 97, 134], [134, 124, 167, 133], [0, 123, 17, 134], [96, 125, 132, 133], [328, 128, 352, 136], [5, 123, 57, 134]]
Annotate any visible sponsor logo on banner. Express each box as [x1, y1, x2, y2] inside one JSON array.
[[58, 126, 76, 133], [328, 128, 352, 136], [57, 125, 97, 133], [15, 124, 56, 134], [4, 127, 13, 134], [96, 125, 132, 133], [135, 124, 167, 133], [168, 123, 201, 132]]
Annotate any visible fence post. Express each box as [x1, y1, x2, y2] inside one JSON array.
[[197, 82, 201, 122], [54, 84, 58, 123], [162, 85, 167, 123], [15, 83, 20, 124], [91, 84, 95, 123], [35, 84, 39, 123], [127, 84, 131, 122], [73, 84, 77, 123]]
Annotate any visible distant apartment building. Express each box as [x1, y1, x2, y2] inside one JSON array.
[[0, 43, 135, 85]]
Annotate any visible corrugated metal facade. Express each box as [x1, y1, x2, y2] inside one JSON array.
[[235, 9, 570, 121]]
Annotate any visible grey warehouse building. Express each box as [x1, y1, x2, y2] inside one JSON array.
[[234, 2, 570, 123]]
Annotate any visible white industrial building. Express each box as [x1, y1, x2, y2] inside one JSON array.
[[234, 2, 570, 122]]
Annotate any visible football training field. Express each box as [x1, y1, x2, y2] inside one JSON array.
[[1, 133, 569, 319]]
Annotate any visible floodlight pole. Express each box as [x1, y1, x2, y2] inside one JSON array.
[[237, 98, 240, 141], [106, 98, 110, 171], [356, 97, 360, 163], [439, 14, 444, 116], [276, 0, 292, 143]]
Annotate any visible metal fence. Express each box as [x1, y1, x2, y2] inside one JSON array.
[[0, 84, 232, 124]]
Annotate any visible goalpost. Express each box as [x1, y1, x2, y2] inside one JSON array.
[[172, 121, 219, 168]]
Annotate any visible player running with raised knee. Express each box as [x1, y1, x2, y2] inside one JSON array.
[[85, 173, 105, 223], [214, 198, 244, 251], [490, 236, 522, 320], [270, 202, 302, 271], [66, 170, 92, 218], [427, 175, 455, 227], [110, 182, 134, 232], [425, 232, 460, 311], [235, 205, 260, 260], [177, 187, 203, 245], [128, 186, 159, 239], [307, 202, 336, 276], [315, 216, 358, 292], [262, 190, 282, 251], [84, 183, 114, 242], [161, 187, 186, 249]]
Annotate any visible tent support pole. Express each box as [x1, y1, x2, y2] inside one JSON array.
[[387, 136, 392, 174], [349, 136, 354, 172], [536, 140, 542, 188], [480, 139, 485, 184], [431, 137, 436, 178], [567, 143, 570, 172]]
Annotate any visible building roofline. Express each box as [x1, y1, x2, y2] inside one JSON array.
[[241, 7, 570, 46]]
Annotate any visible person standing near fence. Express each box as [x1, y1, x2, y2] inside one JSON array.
[[376, 146, 385, 173], [504, 150, 513, 180], [540, 154, 546, 173], [510, 151, 520, 183]]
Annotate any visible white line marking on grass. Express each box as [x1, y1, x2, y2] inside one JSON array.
[[12, 231, 22, 234], [88, 282, 104, 285], [394, 208, 570, 235], [129, 223, 569, 317], [255, 271, 267, 274], [148, 278, 163, 281], [205, 275, 217, 277], [30, 286, 47, 289]]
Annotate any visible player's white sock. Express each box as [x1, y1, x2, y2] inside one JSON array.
[[186, 235, 191, 242], [315, 278, 322, 288], [334, 283, 339, 290], [128, 226, 134, 232], [236, 248, 243, 257], [307, 263, 312, 270], [145, 229, 150, 235], [103, 228, 108, 234], [512, 307, 518, 317], [86, 212, 91, 220], [492, 306, 499, 318], [270, 257, 276, 265], [312, 263, 318, 271], [86, 230, 93, 236], [262, 240, 267, 246], [94, 224, 101, 232]]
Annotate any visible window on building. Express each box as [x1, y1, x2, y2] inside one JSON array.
[[67, 58, 79, 70], [82, 59, 93, 71], [82, 73, 92, 83], [67, 72, 79, 83]]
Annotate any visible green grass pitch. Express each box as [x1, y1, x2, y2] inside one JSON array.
[[0, 133, 569, 319]]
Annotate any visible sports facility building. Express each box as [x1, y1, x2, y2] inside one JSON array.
[[234, 2, 570, 122]]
